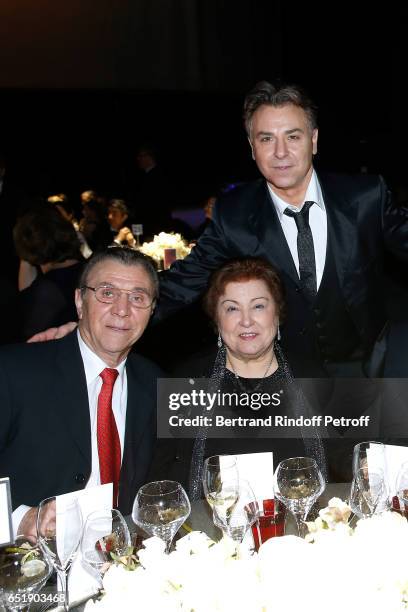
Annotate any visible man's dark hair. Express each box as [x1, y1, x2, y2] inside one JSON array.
[[243, 81, 318, 137], [136, 143, 158, 159], [109, 199, 129, 215], [78, 246, 159, 301]]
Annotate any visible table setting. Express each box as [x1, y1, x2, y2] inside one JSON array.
[[2, 442, 408, 611]]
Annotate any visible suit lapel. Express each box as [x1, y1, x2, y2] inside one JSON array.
[[54, 332, 92, 468], [251, 175, 358, 294], [119, 355, 153, 509], [319, 174, 358, 291], [252, 182, 300, 287]]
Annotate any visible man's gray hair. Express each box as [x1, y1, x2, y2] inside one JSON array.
[[243, 81, 318, 138], [79, 246, 159, 300]]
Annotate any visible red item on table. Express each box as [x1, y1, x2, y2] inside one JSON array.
[[251, 499, 285, 551]]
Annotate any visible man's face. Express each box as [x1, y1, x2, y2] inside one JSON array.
[[136, 150, 154, 171], [108, 208, 128, 231], [75, 260, 155, 366], [249, 103, 318, 205]]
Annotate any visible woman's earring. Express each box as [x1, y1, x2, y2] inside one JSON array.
[[277, 324, 281, 342], [217, 333, 223, 349]]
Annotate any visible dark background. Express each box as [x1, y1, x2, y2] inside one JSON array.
[[0, 2, 405, 209]]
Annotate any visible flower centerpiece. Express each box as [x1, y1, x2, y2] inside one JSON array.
[[139, 232, 191, 265], [85, 499, 408, 611]]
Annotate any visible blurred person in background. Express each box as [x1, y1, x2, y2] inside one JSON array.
[[14, 205, 84, 340], [132, 144, 173, 240], [79, 190, 112, 252], [108, 199, 136, 247], [195, 193, 217, 238], [48, 193, 92, 258]]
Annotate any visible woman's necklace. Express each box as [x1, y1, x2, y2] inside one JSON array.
[[227, 352, 275, 394]]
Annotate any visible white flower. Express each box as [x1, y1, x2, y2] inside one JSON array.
[[139, 232, 191, 263], [87, 506, 408, 612]]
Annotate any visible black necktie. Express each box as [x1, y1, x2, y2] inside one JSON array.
[[284, 201, 317, 300]]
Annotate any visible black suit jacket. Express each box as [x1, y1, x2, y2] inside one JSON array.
[[157, 173, 408, 372], [0, 331, 161, 515]]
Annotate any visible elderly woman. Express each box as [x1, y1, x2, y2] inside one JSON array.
[[150, 257, 327, 497]]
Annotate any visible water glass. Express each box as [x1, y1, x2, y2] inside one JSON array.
[[274, 457, 325, 537], [37, 496, 82, 611], [132, 481, 190, 553], [81, 509, 131, 583], [0, 536, 51, 611]]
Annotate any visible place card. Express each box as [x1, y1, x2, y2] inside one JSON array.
[[56, 482, 113, 520], [221, 452, 274, 504], [56, 484, 113, 603], [0, 477, 13, 545], [384, 444, 408, 493]]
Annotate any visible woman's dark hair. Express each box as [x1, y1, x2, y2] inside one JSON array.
[[203, 257, 285, 323], [13, 205, 81, 266]]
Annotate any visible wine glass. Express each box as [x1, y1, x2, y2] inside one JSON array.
[[132, 481, 191, 553], [37, 496, 82, 611], [212, 480, 259, 544], [274, 457, 325, 537], [352, 441, 387, 475], [0, 536, 51, 611], [350, 467, 389, 519], [395, 461, 408, 515], [352, 442, 390, 512], [81, 509, 131, 584], [202, 455, 239, 527]]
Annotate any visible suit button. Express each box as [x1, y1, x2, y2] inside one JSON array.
[[314, 308, 321, 315], [295, 287, 301, 293], [316, 322, 323, 329], [174, 455, 181, 461], [75, 473, 86, 484], [299, 328, 306, 336]]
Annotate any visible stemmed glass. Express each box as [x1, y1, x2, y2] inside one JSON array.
[[274, 457, 325, 537], [37, 496, 82, 611], [352, 441, 390, 513], [202, 455, 240, 528], [81, 509, 131, 585], [212, 480, 259, 544], [395, 461, 408, 514], [350, 467, 389, 519], [353, 441, 387, 474], [132, 481, 191, 553], [0, 536, 51, 611]]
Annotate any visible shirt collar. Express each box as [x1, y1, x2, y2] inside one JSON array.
[[267, 169, 325, 218], [77, 329, 126, 386]]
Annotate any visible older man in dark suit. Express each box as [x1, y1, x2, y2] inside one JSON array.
[[0, 247, 162, 539]]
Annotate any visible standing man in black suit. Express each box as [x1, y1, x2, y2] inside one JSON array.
[[157, 81, 408, 377], [0, 247, 162, 539]]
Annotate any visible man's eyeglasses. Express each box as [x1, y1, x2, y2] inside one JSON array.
[[82, 285, 154, 309]]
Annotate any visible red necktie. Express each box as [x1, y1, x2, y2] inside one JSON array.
[[97, 368, 121, 507]]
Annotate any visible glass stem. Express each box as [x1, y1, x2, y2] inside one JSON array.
[[165, 538, 173, 554], [294, 514, 305, 538], [56, 568, 69, 612]]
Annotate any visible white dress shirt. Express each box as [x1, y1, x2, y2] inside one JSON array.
[[77, 331, 128, 487], [12, 331, 128, 535], [268, 170, 327, 289]]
